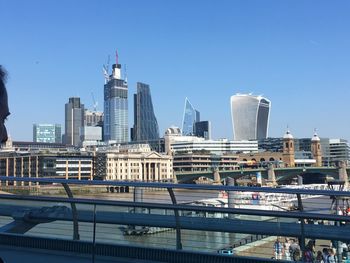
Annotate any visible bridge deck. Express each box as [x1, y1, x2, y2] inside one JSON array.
[[0, 245, 160, 263]]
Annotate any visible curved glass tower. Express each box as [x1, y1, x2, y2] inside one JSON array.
[[132, 82, 159, 141], [103, 64, 128, 142], [230, 94, 271, 140], [182, 98, 200, 136]]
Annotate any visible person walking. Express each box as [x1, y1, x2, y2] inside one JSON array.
[[273, 238, 284, 260], [304, 240, 316, 263], [284, 238, 291, 260]]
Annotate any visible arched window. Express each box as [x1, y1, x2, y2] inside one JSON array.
[[269, 157, 275, 161], [243, 158, 247, 161], [260, 158, 265, 162], [285, 142, 289, 148]]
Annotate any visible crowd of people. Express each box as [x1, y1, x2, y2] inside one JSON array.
[[273, 238, 350, 262]]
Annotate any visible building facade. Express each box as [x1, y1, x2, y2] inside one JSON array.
[[84, 110, 103, 127], [259, 136, 348, 166], [0, 152, 94, 186], [103, 63, 128, 143], [132, 82, 159, 141], [329, 139, 350, 165], [80, 126, 103, 147], [194, 121, 211, 140], [173, 153, 239, 173], [182, 97, 200, 136], [230, 94, 271, 140], [33, 124, 61, 143], [95, 144, 173, 182], [65, 97, 84, 146], [164, 126, 258, 155]]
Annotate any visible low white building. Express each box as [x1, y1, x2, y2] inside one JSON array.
[[95, 144, 173, 182], [164, 126, 258, 155]]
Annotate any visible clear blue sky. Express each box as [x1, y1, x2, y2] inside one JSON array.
[[1, 0, 350, 141]]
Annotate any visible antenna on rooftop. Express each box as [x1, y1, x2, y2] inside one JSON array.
[[116, 49, 119, 65], [124, 64, 128, 83]]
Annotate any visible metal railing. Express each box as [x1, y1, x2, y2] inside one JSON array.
[[0, 176, 350, 262]]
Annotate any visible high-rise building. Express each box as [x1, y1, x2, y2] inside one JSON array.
[[103, 62, 128, 142], [33, 124, 61, 143], [329, 139, 350, 164], [230, 94, 271, 140], [65, 97, 84, 146], [132, 82, 159, 141], [182, 97, 200, 136], [194, 121, 211, 140]]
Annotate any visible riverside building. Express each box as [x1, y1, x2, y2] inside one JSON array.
[[95, 144, 173, 182], [0, 151, 94, 185]]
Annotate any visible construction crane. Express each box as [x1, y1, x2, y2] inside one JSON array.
[[102, 55, 110, 84], [91, 92, 98, 111]]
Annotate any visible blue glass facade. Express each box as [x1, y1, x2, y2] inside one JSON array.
[[33, 124, 62, 143], [132, 82, 159, 141], [182, 98, 200, 136], [104, 64, 128, 142]]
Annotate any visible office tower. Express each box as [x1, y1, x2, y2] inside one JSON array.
[[230, 94, 271, 140], [132, 82, 159, 141], [33, 124, 61, 143], [65, 97, 84, 146], [182, 97, 200, 136], [103, 60, 128, 142], [194, 121, 211, 140], [329, 139, 350, 163]]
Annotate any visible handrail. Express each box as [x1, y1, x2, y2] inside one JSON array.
[[0, 193, 348, 223], [1, 176, 349, 196]]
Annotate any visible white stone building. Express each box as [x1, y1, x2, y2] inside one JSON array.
[[96, 144, 173, 182]]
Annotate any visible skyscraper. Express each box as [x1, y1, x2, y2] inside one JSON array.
[[65, 97, 84, 146], [132, 82, 159, 141], [33, 124, 61, 143], [182, 97, 200, 136], [103, 60, 128, 142], [230, 94, 271, 140], [194, 121, 211, 140]]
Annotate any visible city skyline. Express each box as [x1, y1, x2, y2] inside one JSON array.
[[2, 1, 350, 142]]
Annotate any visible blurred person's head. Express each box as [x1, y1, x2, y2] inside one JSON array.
[[0, 66, 10, 143]]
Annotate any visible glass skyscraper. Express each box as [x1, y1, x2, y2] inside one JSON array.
[[33, 124, 61, 143], [230, 94, 271, 141], [194, 121, 211, 140], [182, 97, 200, 136], [103, 63, 128, 142], [64, 97, 84, 146], [132, 82, 159, 141]]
